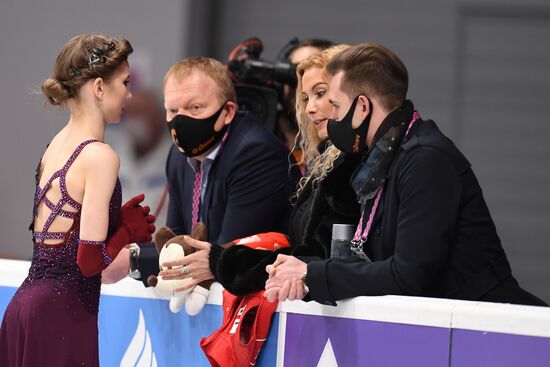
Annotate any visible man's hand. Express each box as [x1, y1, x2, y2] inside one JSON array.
[[158, 236, 214, 292], [264, 254, 307, 302]]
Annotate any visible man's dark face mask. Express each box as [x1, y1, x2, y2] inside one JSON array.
[[327, 96, 372, 155], [166, 103, 228, 157]]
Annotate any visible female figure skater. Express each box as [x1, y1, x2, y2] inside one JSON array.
[[0, 34, 155, 366]]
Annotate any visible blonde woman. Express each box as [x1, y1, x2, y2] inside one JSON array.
[[287, 44, 361, 259]]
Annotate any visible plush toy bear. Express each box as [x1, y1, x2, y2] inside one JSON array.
[[147, 222, 214, 316]]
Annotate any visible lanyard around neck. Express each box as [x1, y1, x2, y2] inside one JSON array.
[[350, 111, 420, 256]]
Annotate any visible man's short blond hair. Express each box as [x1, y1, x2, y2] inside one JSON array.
[[164, 57, 237, 103]]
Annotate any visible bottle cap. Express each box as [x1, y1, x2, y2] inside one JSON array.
[[332, 224, 355, 241]]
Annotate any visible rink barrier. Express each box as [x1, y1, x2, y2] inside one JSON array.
[[1, 259, 549, 366]]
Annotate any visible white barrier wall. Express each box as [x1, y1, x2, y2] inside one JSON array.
[[1, 259, 549, 366]]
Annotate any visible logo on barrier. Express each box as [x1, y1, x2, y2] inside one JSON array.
[[317, 339, 338, 366], [120, 309, 158, 367]]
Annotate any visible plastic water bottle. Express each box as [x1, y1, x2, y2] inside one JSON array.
[[330, 224, 356, 258]]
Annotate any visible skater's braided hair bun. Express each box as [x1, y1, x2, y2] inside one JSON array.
[[41, 34, 133, 106]]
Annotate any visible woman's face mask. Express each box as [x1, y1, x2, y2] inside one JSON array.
[[327, 96, 372, 154], [166, 103, 227, 157]]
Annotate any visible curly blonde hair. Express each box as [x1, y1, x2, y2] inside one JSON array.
[[294, 44, 350, 196]]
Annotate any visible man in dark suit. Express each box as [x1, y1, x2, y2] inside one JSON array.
[[162, 57, 295, 244], [103, 57, 297, 302], [263, 43, 546, 306]]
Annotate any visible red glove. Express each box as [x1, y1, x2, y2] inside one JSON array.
[[119, 193, 156, 243], [77, 194, 156, 277]]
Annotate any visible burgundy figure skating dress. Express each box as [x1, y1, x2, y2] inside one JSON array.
[[0, 140, 121, 366]]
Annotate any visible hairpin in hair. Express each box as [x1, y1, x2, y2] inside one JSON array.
[[69, 66, 83, 78], [104, 42, 116, 53], [68, 42, 117, 80], [86, 42, 116, 69], [87, 48, 105, 68]]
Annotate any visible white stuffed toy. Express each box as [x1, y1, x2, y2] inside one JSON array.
[[147, 223, 213, 315]]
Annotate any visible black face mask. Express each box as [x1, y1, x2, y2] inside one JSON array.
[[166, 104, 228, 157], [327, 96, 372, 155]]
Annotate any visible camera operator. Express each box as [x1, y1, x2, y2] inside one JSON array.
[[279, 39, 335, 154], [227, 37, 334, 172]]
